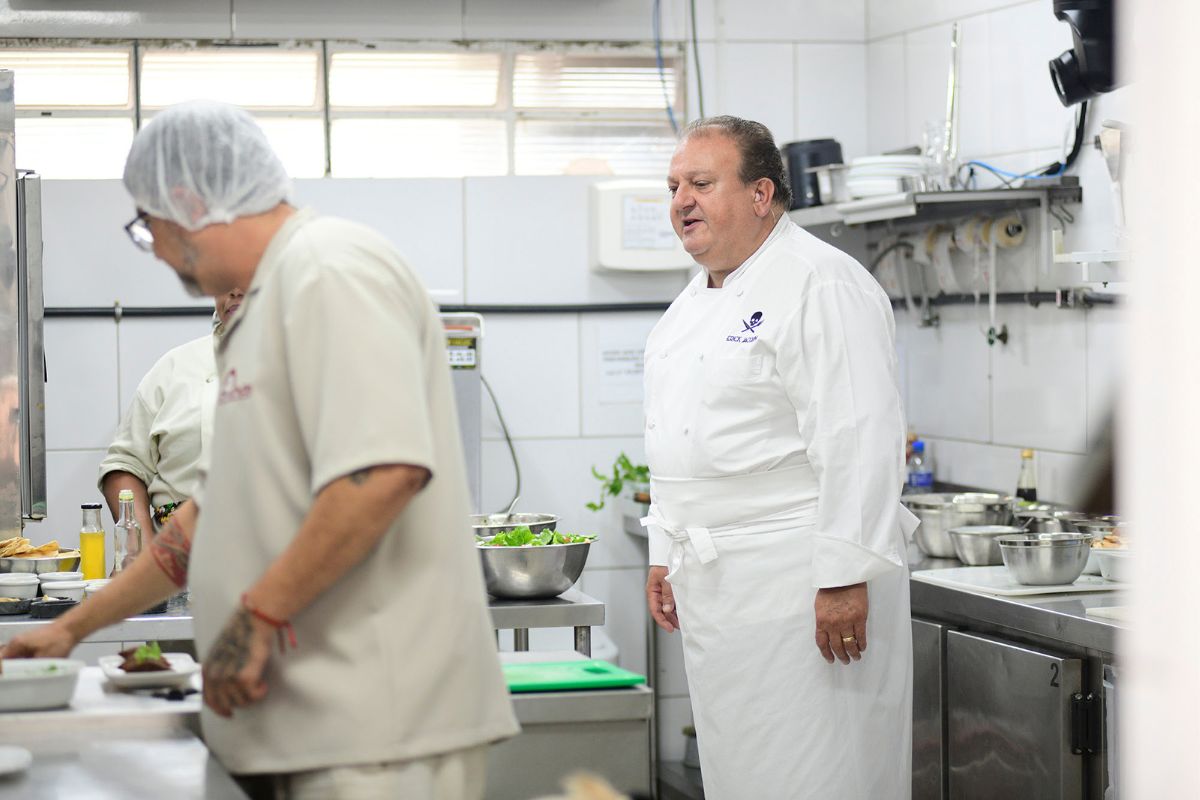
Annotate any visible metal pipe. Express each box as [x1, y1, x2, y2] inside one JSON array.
[[513, 628, 529, 652], [574, 625, 592, 657]]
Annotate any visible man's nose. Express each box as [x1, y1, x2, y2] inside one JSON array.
[[672, 186, 693, 213]]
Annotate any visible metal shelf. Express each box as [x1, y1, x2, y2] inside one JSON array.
[[788, 183, 1083, 228]]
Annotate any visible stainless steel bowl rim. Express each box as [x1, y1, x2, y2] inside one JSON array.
[[475, 540, 593, 548], [948, 525, 1025, 536], [470, 512, 559, 528], [951, 493, 1014, 511], [997, 533, 1091, 547]]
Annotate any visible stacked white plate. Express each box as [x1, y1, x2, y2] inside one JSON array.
[[845, 155, 934, 198]]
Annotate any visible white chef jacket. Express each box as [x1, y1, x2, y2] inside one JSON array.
[[189, 208, 517, 775], [644, 213, 917, 587], [98, 332, 218, 512]]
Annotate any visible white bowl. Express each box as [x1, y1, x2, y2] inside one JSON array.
[[0, 574, 40, 600], [1094, 548, 1131, 582], [0, 659, 84, 711], [98, 653, 200, 690], [40, 580, 85, 601], [84, 579, 111, 598], [38, 571, 83, 583]]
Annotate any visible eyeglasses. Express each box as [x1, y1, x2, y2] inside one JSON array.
[[124, 210, 154, 252]]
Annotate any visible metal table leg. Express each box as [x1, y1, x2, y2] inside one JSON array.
[[574, 625, 591, 656], [513, 628, 530, 651]]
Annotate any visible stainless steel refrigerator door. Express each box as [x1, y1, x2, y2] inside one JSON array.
[[17, 171, 45, 520], [913, 617, 950, 800], [0, 70, 21, 534], [947, 629, 1083, 800]]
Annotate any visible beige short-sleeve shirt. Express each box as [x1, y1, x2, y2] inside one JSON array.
[[98, 334, 217, 511], [189, 208, 517, 774]]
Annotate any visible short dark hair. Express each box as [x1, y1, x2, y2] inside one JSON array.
[[680, 115, 792, 210]]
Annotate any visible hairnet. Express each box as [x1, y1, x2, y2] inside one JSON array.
[[122, 100, 291, 231]]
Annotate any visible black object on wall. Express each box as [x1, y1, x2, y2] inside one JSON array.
[[781, 139, 843, 210], [1049, 0, 1118, 106]]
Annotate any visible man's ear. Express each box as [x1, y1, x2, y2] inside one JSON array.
[[753, 178, 775, 217]]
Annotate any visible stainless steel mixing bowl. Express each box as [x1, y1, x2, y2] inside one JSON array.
[[948, 525, 1024, 566], [997, 533, 1091, 585], [0, 554, 82, 575], [903, 493, 1015, 559], [477, 540, 591, 600], [469, 512, 559, 539]]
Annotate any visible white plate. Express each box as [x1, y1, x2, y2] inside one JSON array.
[[98, 653, 199, 690], [0, 746, 31, 776], [0, 658, 84, 712]]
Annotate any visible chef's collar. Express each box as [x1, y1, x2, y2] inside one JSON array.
[[699, 212, 793, 292]]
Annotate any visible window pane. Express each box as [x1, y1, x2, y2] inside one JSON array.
[[328, 52, 501, 108], [1, 49, 130, 108], [515, 120, 676, 176], [15, 117, 134, 179], [514, 54, 678, 110], [254, 118, 326, 178], [141, 49, 319, 109], [330, 118, 506, 178]]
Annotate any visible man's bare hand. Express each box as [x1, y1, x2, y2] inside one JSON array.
[[0, 623, 77, 659], [646, 566, 679, 633], [202, 609, 272, 717], [814, 582, 868, 665]]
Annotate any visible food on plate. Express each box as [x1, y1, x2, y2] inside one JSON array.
[[0, 536, 77, 559], [1091, 530, 1126, 549], [477, 526, 595, 547], [119, 642, 171, 673]]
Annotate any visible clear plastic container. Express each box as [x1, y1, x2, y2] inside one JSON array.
[[111, 489, 142, 577], [906, 440, 934, 494]]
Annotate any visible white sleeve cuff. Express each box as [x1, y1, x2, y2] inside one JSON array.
[[648, 523, 671, 566], [811, 534, 904, 588]]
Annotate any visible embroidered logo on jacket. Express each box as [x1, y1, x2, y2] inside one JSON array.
[[726, 311, 764, 343], [218, 369, 253, 405]]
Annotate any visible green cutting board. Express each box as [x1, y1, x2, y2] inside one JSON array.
[[503, 659, 647, 693]]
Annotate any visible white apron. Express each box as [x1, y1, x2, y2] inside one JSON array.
[[643, 217, 915, 799]]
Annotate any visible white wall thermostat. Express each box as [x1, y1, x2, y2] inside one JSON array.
[[590, 180, 694, 272]]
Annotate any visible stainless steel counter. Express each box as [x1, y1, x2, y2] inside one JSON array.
[[908, 548, 1125, 656]]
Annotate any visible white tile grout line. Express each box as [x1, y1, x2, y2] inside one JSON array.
[[920, 434, 1088, 458]]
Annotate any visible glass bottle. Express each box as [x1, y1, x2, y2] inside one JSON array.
[[79, 503, 106, 581], [111, 489, 142, 577], [1017, 449, 1038, 503]]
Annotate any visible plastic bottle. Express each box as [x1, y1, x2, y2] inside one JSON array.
[[1016, 449, 1038, 503], [907, 440, 934, 494], [111, 489, 142, 577], [79, 503, 106, 580]]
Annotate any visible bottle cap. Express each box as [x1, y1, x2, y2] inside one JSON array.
[[118, 489, 134, 501], [81, 502, 102, 509], [1021, 449, 1034, 458], [912, 441, 925, 453]]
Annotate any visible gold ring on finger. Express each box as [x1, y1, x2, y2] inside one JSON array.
[[841, 635, 857, 644]]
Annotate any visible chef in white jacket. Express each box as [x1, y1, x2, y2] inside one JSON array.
[[643, 116, 919, 799]]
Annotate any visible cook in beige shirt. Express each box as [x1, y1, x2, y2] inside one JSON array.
[[98, 290, 243, 533], [2, 101, 518, 800]]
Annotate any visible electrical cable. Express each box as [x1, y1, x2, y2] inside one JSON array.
[[867, 239, 914, 274], [956, 101, 1090, 189], [1038, 100, 1089, 177], [689, 0, 705, 118], [653, 0, 679, 134], [481, 374, 521, 515]]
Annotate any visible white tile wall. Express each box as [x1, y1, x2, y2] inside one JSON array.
[[233, 0, 463, 40], [463, 177, 690, 305], [713, 43, 796, 145], [866, 36, 907, 154], [464, 0, 688, 41], [683, 42, 719, 126], [1085, 307, 1121, 450], [579, 312, 661, 437], [0, 0, 232, 38], [657, 695, 696, 762], [867, 0, 1033, 42], [654, 625, 689, 697], [43, 449, 110, 548], [479, 314, 581, 440], [291, 179, 466, 304], [900, 305, 991, 442], [920, 436, 1014, 494], [117, 317, 214, 413], [44, 319, 119, 452], [716, 0, 865, 42], [991, 304, 1087, 453], [793, 44, 869, 159], [40, 181, 210, 310]]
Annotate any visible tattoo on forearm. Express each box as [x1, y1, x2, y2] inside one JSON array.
[[149, 517, 191, 588], [207, 609, 254, 679], [348, 467, 373, 485]]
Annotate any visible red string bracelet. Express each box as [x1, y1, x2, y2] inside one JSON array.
[[241, 593, 298, 653]]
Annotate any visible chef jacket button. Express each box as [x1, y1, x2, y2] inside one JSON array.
[[206, 376, 215, 383], [689, 287, 697, 296], [698, 353, 704, 361], [660, 351, 668, 359], [736, 288, 744, 297], [683, 427, 690, 435], [648, 420, 656, 429]]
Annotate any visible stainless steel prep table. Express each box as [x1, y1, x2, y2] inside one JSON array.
[[0, 590, 606, 656]]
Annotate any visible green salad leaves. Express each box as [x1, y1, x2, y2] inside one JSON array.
[[134, 641, 163, 664], [478, 526, 595, 547]]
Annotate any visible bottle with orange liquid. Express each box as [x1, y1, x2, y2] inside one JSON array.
[[79, 502, 106, 580]]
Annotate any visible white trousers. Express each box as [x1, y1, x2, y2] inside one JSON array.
[[270, 746, 488, 800], [668, 524, 912, 800]]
